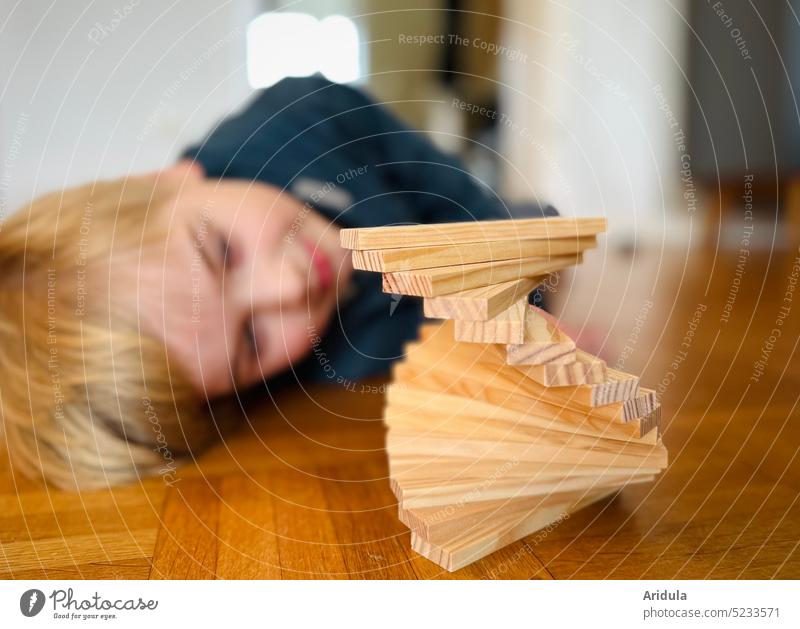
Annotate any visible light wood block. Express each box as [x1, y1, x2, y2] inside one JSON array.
[[384, 383, 651, 444], [590, 367, 642, 407], [424, 277, 544, 321], [385, 396, 650, 451], [391, 363, 659, 441], [409, 487, 619, 571], [452, 301, 574, 349], [393, 470, 656, 508], [506, 341, 576, 366], [406, 488, 600, 547], [386, 429, 668, 470], [383, 254, 580, 297], [341, 216, 607, 250], [506, 305, 577, 365], [400, 492, 569, 541], [638, 404, 662, 437], [510, 349, 607, 386], [624, 387, 658, 420], [418, 321, 639, 407], [353, 236, 597, 271], [454, 298, 528, 344], [389, 456, 663, 486], [405, 327, 641, 419]]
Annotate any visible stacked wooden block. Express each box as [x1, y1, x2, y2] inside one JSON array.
[[340, 218, 667, 572]]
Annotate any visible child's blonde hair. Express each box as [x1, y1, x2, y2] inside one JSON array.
[[0, 175, 213, 490]]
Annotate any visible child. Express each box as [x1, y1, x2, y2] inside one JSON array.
[[0, 76, 555, 490]]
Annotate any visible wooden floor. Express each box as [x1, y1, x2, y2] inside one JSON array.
[[1, 243, 799, 579]]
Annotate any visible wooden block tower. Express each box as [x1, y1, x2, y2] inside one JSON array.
[[340, 217, 667, 572]]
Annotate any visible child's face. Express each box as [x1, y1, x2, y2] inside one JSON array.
[[136, 167, 353, 397]]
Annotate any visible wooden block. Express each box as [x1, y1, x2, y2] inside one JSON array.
[[420, 321, 636, 408], [385, 430, 669, 470], [379, 304, 666, 571], [506, 306, 577, 365], [454, 298, 528, 344], [416, 321, 640, 408], [638, 404, 662, 437], [387, 374, 659, 445], [400, 493, 566, 541], [409, 487, 618, 571], [404, 490, 592, 549], [340, 216, 608, 250], [397, 354, 644, 428], [388, 456, 663, 486], [408, 480, 655, 573], [388, 431, 662, 496], [384, 384, 648, 444], [398, 338, 636, 423], [511, 350, 607, 386], [591, 368, 642, 407], [382, 254, 580, 297], [352, 236, 597, 271], [393, 470, 656, 508], [506, 342, 576, 366], [424, 277, 544, 321], [623, 387, 658, 420], [452, 301, 573, 348]]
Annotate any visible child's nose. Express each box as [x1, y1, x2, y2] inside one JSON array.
[[241, 256, 307, 311]]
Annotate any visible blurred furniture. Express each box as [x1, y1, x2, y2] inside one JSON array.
[[687, 0, 800, 244]]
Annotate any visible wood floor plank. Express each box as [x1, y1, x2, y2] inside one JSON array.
[[270, 469, 350, 579], [0, 558, 153, 580], [1, 529, 157, 574], [0, 485, 166, 544], [315, 462, 419, 579], [149, 480, 220, 579], [214, 472, 282, 579]]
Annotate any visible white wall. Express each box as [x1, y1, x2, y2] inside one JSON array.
[[0, 0, 258, 217], [498, 0, 691, 243]]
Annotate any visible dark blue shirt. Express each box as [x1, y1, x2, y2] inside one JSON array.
[[183, 76, 555, 383]]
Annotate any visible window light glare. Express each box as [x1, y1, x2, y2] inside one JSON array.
[[247, 13, 361, 89]]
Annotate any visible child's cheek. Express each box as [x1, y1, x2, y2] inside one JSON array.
[[273, 316, 316, 366]]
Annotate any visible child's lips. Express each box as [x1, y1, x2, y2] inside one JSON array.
[[303, 241, 333, 293]]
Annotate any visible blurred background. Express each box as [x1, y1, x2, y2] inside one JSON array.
[[2, 0, 798, 250]]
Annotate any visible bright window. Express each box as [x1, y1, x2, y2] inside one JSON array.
[[247, 13, 361, 89]]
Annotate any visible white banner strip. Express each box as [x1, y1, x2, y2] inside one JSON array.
[[1, 580, 798, 628]]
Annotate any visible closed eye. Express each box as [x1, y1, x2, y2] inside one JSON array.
[[194, 226, 234, 276], [243, 319, 258, 359], [217, 232, 231, 269], [234, 318, 259, 390]]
